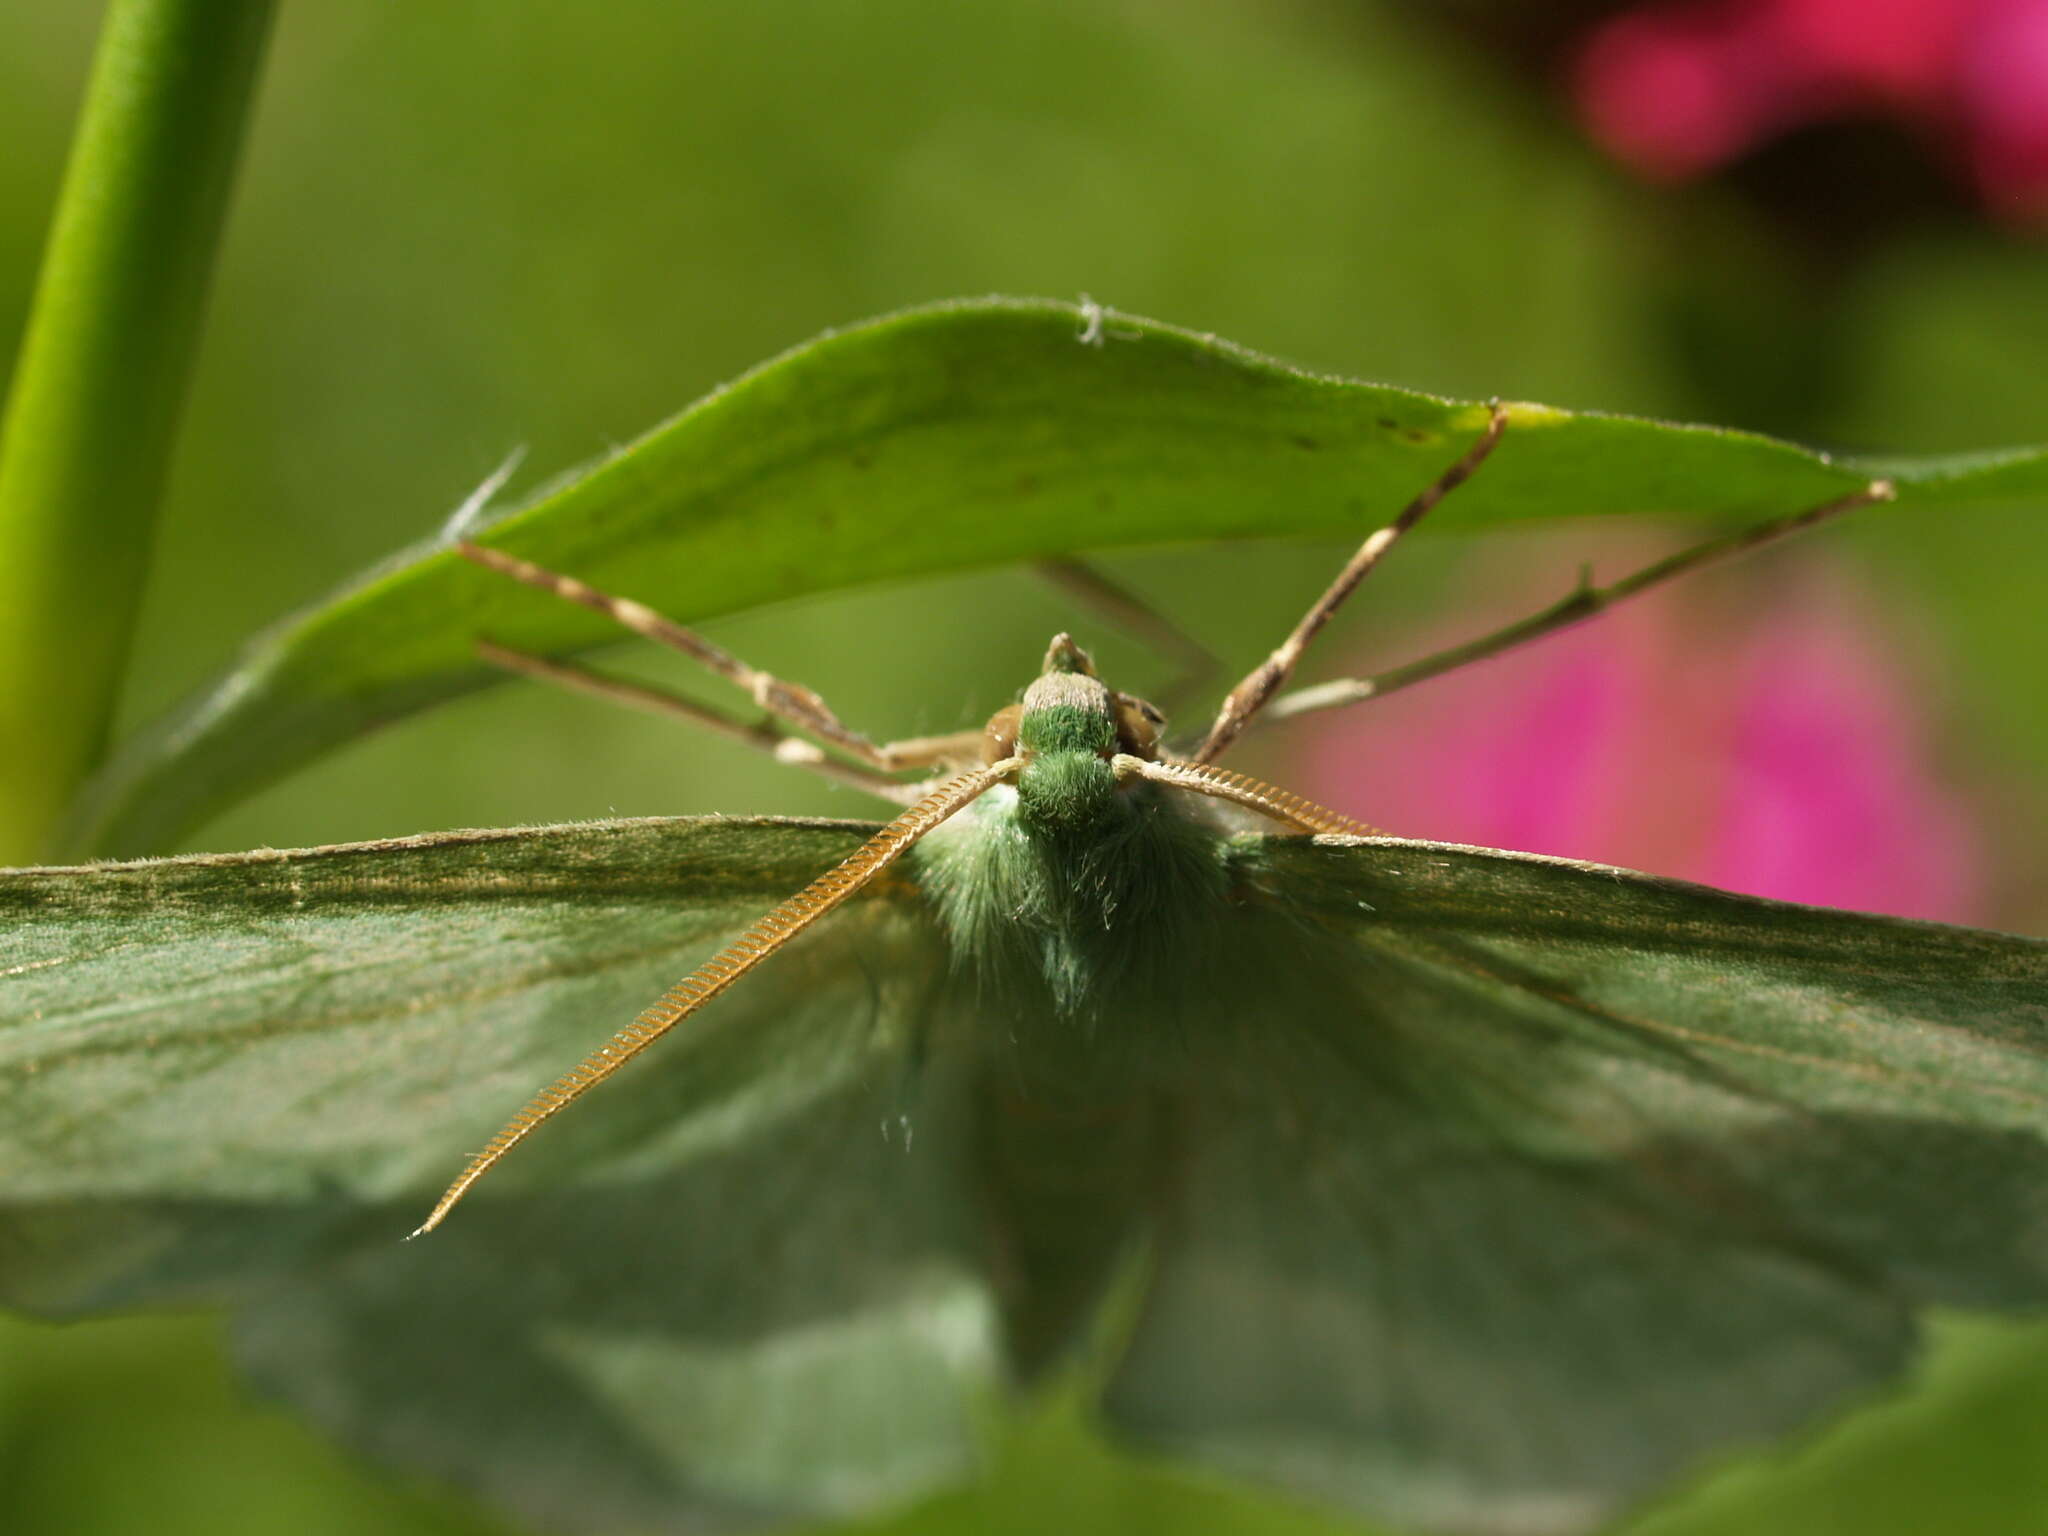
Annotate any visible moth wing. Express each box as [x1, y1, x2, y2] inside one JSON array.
[[1104, 837, 2048, 1536], [0, 816, 1002, 1528]]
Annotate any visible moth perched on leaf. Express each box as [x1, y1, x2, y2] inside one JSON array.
[[3, 410, 2046, 1536]]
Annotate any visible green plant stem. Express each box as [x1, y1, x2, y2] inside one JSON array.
[[0, 0, 277, 863]]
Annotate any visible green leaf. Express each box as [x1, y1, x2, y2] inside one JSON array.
[[72, 298, 2048, 857], [4, 818, 2045, 1533]]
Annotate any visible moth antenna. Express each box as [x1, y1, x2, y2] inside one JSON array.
[[409, 758, 1021, 1237], [1118, 756, 1382, 837]]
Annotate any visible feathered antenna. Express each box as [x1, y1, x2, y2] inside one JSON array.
[[1118, 756, 1380, 837], [410, 758, 1019, 1236]]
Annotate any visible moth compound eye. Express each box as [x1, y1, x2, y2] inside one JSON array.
[[1113, 693, 1164, 757], [983, 703, 1023, 762]]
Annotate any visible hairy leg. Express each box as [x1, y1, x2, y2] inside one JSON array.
[[1191, 404, 1510, 764], [1261, 479, 1896, 727], [460, 541, 956, 772]]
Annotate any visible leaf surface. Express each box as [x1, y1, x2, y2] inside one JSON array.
[[73, 298, 2048, 855]]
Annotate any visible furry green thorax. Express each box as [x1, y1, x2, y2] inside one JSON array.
[[915, 781, 1234, 1026], [915, 635, 1235, 1025]]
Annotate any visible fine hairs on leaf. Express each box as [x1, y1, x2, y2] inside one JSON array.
[[436, 446, 527, 546]]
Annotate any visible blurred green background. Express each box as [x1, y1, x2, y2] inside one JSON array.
[[3, 2, 2045, 1533]]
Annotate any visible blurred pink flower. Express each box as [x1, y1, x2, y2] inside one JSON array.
[[1573, 0, 2048, 221], [1302, 542, 1982, 922]]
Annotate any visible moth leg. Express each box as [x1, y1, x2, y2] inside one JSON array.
[[1033, 556, 1221, 719], [460, 541, 937, 772], [1260, 478, 1898, 728], [1189, 404, 1510, 764], [474, 640, 924, 804], [848, 729, 991, 771]]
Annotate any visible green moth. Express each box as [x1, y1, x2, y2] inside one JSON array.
[[3, 412, 2046, 1536]]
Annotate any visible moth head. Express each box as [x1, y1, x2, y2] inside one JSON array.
[[987, 635, 1168, 764], [998, 633, 1116, 759]]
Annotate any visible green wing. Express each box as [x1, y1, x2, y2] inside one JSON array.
[[1103, 836, 2048, 1536], [0, 816, 1003, 1528]]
